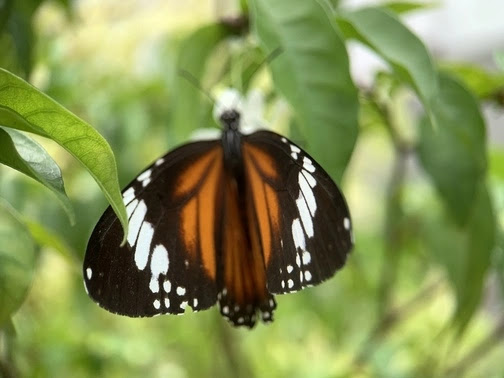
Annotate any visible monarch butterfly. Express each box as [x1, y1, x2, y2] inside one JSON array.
[[83, 89, 353, 328]]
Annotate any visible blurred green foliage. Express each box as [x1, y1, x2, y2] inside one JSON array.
[[1, 0, 504, 377]]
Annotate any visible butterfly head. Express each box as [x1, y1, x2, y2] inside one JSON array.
[[219, 109, 241, 131]]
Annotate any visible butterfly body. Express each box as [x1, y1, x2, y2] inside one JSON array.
[[84, 97, 353, 328]]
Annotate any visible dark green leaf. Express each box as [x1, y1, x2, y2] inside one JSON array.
[[419, 73, 487, 225], [381, 1, 437, 15], [422, 184, 496, 334], [0, 200, 36, 326], [336, 7, 438, 110], [0, 127, 75, 224], [0, 68, 128, 242], [250, 0, 359, 181], [172, 24, 235, 141]]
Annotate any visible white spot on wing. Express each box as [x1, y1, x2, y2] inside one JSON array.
[[302, 171, 317, 188], [128, 200, 147, 246], [176, 286, 186, 296], [299, 172, 317, 217], [153, 299, 160, 309], [222, 306, 229, 315], [126, 199, 139, 219], [291, 218, 306, 251], [142, 178, 151, 187], [288, 279, 294, 289], [296, 253, 301, 267], [281, 137, 287, 143], [135, 222, 154, 270], [296, 193, 314, 238], [193, 298, 198, 308], [165, 298, 170, 308], [287, 265, 293, 274], [305, 270, 312, 281], [163, 280, 171, 293], [290, 144, 301, 154], [122, 187, 135, 204], [303, 156, 315, 173], [344, 217, 351, 230], [149, 279, 159, 293], [137, 169, 152, 182], [302, 251, 311, 265], [86, 267, 92, 280], [155, 158, 165, 166], [149, 244, 169, 293], [180, 301, 188, 310]]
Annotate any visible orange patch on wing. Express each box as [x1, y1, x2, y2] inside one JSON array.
[[243, 150, 280, 266], [197, 152, 223, 280], [243, 144, 278, 179], [177, 148, 223, 280], [223, 176, 267, 305], [175, 148, 220, 196], [264, 183, 280, 236], [180, 196, 197, 259]]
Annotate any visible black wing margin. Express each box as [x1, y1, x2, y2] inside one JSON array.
[[243, 130, 353, 295], [84, 140, 224, 317]]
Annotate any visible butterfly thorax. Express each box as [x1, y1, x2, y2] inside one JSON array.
[[220, 109, 243, 175]]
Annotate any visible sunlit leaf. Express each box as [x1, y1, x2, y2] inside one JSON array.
[[336, 7, 438, 111], [172, 23, 235, 141], [0, 127, 75, 224], [381, 1, 437, 15], [0, 199, 36, 326], [250, 0, 359, 181], [0, 68, 128, 242], [441, 62, 504, 100], [419, 73, 487, 225]]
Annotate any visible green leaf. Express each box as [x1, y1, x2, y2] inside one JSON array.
[[423, 184, 496, 334], [24, 219, 76, 264], [172, 23, 235, 141], [250, 0, 359, 181], [0, 68, 128, 242], [336, 7, 438, 110], [0, 127, 75, 224], [381, 1, 437, 15], [419, 73, 487, 225], [0, 199, 36, 325], [440, 62, 504, 100]]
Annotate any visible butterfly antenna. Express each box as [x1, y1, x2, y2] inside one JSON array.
[[178, 69, 217, 106], [244, 46, 284, 85]]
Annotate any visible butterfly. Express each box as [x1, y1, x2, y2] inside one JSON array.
[[83, 89, 353, 328]]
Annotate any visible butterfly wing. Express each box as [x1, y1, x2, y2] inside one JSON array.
[[242, 130, 353, 295], [84, 140, 225, 317]]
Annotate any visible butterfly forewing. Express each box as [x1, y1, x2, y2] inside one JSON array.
[[84, 140, 224, 317], [242, 130, 353, 295]]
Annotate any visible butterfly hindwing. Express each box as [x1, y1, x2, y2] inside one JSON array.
[[242, 130, 353, 295], [84, 140, 224, 317]]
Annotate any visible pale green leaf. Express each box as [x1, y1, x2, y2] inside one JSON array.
[[0, 199, 36, 325], [0, 127, 75, 224], [337, 7, 438, 110], [250, 0, 359, 181]]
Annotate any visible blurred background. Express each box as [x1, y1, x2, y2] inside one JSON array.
[[1, 0, 504, 377]]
